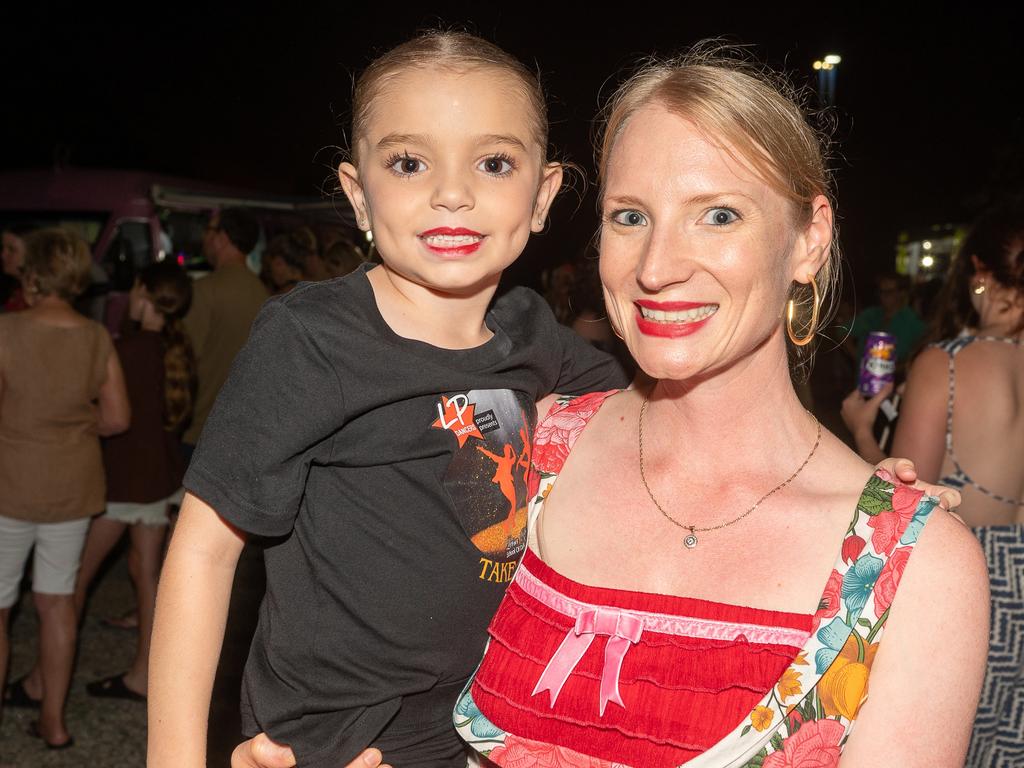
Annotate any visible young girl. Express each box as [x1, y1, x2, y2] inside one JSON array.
[[148, 31, 628, 768]]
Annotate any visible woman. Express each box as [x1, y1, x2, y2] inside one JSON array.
[[0, 223, 32, 312], [17, 259, 195, 704], [0, 228, 130, 748], [454, 49, 989, 767], [843, 200, 1023, 767]]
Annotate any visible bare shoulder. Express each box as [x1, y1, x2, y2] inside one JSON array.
[[905, 344, 950, 383], [839, 506, 988, 766]]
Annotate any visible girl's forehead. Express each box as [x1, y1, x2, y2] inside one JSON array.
[[361, 66, 543, 150]]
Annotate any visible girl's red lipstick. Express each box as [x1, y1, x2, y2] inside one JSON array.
[[418, 227, 484, 256]]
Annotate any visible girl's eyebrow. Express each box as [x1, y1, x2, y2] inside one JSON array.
[[376, 132, 432, 150], [374, 133, 528, 152], [477, 134, 528, 151]]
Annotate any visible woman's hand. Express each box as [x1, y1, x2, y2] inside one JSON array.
[[231, 734, 390, 768], [841, 384, 891, 437], [876, 456, 962, 513]]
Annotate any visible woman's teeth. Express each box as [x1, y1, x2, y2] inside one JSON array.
[[639, 305, 718, 323], [422, 234, 482, 247]]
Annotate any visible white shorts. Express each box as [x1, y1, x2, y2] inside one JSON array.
[[0, 515, 91, 608]]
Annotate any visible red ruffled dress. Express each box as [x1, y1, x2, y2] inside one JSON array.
[[467, 390, 813, 768]]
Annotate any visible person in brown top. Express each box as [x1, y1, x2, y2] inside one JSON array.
[[17, 259, 196, 707], [0, 228, 130, 749], [182, 207, 268, 453]]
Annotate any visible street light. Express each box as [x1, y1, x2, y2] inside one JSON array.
[[813, 53, 842, 106]]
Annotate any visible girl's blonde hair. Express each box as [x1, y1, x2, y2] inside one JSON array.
[[350, 30, 549, 162], [596, 42, 840, 373]]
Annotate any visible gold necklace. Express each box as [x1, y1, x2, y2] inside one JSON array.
[[637, 394, 821, 549]]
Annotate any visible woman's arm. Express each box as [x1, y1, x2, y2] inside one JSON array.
[[838, 508, 989, 766], [840, 383, 893, 464], [149, 492, 246, 768], [889, 346, 949, 482], [96, 347, 131, 436]]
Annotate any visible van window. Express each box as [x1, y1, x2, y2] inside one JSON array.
[[102, 219, 152, 291]]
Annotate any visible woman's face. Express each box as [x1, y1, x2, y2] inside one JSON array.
[[599, 104, 828, 383], [338, 66, 562, 297], [2, 232, 26, 277]]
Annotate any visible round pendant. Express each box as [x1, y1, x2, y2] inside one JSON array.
[[683, 533, 698, 549]]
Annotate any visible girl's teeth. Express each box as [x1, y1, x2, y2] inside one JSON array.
[[423, 235, 481, 246], [640, 305, 718, 323]]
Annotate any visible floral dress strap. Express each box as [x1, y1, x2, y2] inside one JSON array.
[[526, 389, 621, 538], [686, 469, 940, 767]]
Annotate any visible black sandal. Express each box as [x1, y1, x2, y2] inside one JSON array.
[[2, 677, 41, 709], [27, 720, 75, 750], [85, 674, 146, 702]]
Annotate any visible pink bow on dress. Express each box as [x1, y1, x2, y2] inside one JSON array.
[[532, 607, 644, 716]]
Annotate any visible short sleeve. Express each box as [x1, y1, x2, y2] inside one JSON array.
[[184, 299, 346, 536], [553, 321, 630, 395]]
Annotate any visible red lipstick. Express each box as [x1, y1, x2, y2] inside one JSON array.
[[634, 300, 717, 338], [418, 227, 484, 257]]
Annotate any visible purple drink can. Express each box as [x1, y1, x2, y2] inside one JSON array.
[[859, 331, 897, 396]]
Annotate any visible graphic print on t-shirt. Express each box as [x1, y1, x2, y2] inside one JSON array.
[[432, 389, 534, 579]]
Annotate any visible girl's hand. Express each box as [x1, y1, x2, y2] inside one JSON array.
[[876, 456, 962, 513], [231, 734, 390, 768]]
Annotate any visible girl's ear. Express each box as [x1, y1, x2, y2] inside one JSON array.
[[531, 162, 564, 233], [339, 162, 370, 231]]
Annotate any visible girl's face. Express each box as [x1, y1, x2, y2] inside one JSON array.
[[339, 66, 562, 296], [599, 104, 831, 383]]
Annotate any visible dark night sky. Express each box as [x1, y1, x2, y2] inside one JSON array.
[[4, 5, 1022, 294]]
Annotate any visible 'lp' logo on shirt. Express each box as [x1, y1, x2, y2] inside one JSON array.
[[432, 394, 484, 447]]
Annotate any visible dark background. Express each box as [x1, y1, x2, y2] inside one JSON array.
[[4, 4, 1022, 296]]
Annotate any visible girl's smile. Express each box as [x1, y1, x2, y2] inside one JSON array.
[[418, 227, 485, 257]]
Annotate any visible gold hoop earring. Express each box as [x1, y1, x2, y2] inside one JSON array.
[[786, 272, 821, 347]]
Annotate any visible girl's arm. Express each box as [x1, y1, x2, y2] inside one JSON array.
[[96, 346, 131, 436], [837, 507, 989, 766], [889, 346, 949, 482], [149, 492, 246, 768]]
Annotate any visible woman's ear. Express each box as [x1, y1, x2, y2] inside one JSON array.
[[339, 162, 370, 231], [790, 194, 833, 282], [531, 162, 564, 233]]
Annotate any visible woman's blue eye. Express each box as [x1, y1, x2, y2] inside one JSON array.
[[479, 155, 514, 175], [704, 207, 739, 225], [388, 155, 426, 175], [612, 210, 647, 227]]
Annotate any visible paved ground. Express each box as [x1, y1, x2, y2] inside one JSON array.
[[1, 539, 265, 768]]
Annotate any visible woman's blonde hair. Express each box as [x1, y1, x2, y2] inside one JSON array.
[[596, 42, 841, 374], [22, 228, 93, 302]]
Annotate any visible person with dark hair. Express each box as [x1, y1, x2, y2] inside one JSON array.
[[319, 237, 367, 279], [842, 198, 1024, 766], [1, 222, 35, 312], [845, 271, 927, 378], [181, 208, 268, 459], [0, 228, 130, 749], [261, 226, 318, 294]]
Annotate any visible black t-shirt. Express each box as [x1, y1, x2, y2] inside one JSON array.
[[185, 265, 628, 768]]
